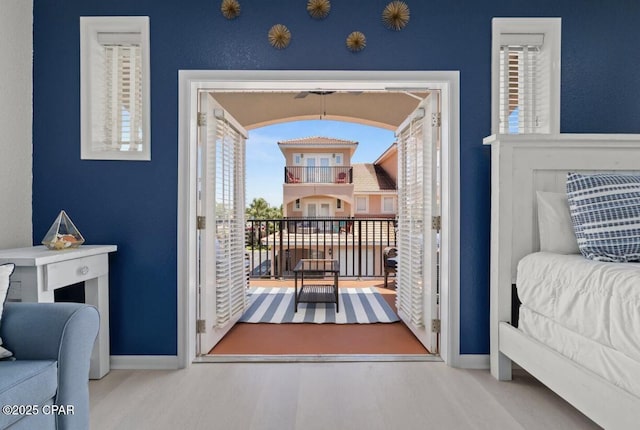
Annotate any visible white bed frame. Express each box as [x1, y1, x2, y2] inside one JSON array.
[[485, 134, 640, 429]]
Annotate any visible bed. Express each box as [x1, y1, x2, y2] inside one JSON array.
[[485, 134, 640, 429]]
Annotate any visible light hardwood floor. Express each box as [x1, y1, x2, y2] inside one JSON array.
[[90, 362, 600, 429]]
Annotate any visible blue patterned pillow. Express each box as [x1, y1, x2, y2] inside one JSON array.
[[566, 173, 640, 262]]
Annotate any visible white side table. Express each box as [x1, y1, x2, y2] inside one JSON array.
[[0, 245, 117, 379]]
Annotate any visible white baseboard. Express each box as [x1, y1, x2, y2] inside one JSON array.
[[454, 354, 490, 369], [110, 355, 180, 370], [108, 354, 488, 370]]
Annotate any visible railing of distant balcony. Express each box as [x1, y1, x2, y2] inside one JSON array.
[[284, 166, 353, 184], [246, 217, 397, 279]]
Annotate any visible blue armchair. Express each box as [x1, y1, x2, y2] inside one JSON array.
[[0, 303, 99, 430]]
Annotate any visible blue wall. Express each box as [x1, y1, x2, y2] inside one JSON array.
[[32, 0, 640, 356]]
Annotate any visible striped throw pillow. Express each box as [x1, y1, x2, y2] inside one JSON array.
[[566, 173, 640, 262]]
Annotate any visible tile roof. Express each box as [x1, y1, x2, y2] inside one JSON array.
[[352, 163, 396, 193], [278, 136, 358, 146]]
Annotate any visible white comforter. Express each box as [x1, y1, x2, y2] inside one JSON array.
[[517, 252, 640, 363]]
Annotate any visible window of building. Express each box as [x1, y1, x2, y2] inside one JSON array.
[[294, 153, 302, 165], [492, 18, 561, 135], [80, 16, 151, 160], [334, 154, 342, 165], [355, 196, 368, 213], [336, 199, 342, 209], [382, 196, 395, 213], [295, 199, 300, 210]]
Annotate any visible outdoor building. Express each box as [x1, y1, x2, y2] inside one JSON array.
[[248, 136, 399, 278], [280, 136, 398, 219]]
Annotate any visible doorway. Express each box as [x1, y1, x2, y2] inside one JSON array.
[[305, 200, 332, 218], [177, 71, 461, 367], [199, 91, 438, 355]]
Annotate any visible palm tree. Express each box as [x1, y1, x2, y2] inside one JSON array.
[[246, 198, 272, 219], [246, 199, 283, 245], [268, 204, 283, 220]]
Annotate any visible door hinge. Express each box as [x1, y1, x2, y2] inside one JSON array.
[[431, 318, 441, 333], [431, 112, 441, 127], [431, 216, 441, 231], [197, 112, 207, 127], [197, 216, 206, 230], [196, 319, 206, 334]]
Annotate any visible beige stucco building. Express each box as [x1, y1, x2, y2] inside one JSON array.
[[280, 136, 398, 219]]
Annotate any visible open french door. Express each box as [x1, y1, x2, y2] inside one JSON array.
[[395, 90, 441, 354], [196, 92, 248, 355]]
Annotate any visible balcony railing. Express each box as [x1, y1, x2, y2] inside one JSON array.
[[284, 166, 353, 184], [246, 217, 397, 278]]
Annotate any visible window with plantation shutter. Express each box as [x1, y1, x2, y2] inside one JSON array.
[[81, 17, 150, 160], [499, 34, 545, 133], [382, 196, 395, 213], [102, 42, 143, 152], [492, 18, 561, 135], [355, 196, 368, 213]]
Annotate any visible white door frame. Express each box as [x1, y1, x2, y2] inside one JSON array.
[[178, 70, 463, 367]]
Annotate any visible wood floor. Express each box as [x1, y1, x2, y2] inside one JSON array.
[[210, 280, 429, 356], [89, 363, 600, 429]]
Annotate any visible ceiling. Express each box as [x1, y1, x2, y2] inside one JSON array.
[[210, 91, 429, 131]]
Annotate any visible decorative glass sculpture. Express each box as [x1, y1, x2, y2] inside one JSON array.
[[41, 210, 85, 250]]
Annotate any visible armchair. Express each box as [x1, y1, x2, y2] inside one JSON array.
[[0, 303, 99, 430]]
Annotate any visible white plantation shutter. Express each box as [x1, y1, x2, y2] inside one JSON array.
[[81, 17, 150, 160], [213, 110, 248, 327], [492, 18, 561, 135], [397, 115, 425, 327], [498, 33, 549, 134], [198, 95, 247, 354], [396, 92, 440, 353], [101, 42, 144, 151]]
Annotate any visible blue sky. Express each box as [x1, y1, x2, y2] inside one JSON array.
[[246, 120, 395, 207]]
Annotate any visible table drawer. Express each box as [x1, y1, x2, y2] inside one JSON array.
[[44, 254, 108, 291]]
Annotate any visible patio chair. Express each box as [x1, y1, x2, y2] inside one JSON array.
[[383, 246, 398, 288], [336, 172, 347, 183], [287, 171, 301, 183]]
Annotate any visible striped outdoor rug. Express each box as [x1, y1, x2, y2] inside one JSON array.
[[239, 287, 400, 324]]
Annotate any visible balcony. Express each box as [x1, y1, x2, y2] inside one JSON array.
[[246, 217, 397, 278], [284, 166, 353, 184]]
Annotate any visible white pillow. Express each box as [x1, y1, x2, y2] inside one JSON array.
[[0, 263, 15, 358], [536, 191, 580, 254]]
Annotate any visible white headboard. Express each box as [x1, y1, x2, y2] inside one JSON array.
[[485, 133, 640, 373], [485, 134, 640, 283]]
